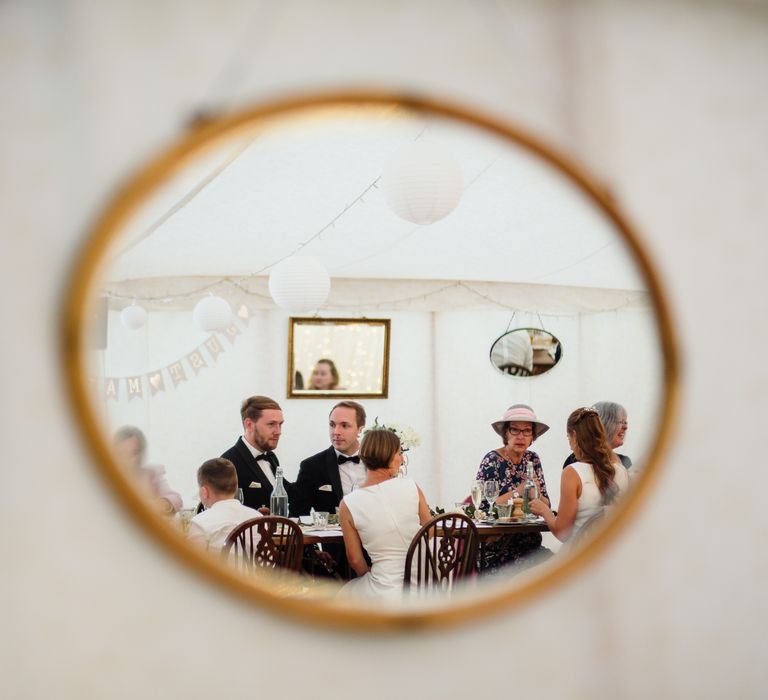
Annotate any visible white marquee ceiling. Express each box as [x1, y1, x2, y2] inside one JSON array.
[[102, 103, 648, 311]]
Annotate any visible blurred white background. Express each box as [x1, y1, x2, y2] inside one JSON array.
[[2, 1, 767, 697]]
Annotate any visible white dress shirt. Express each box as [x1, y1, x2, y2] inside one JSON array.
[[335, 450, 366, 496], [187, 499, 262, 551], [241, 435, 276, 487]]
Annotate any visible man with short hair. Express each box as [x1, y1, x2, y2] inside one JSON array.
[[294, 401, 366, 516], [187, 458, 262, 551], [221, 395, 289, 511]]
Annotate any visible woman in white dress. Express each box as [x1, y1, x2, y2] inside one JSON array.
[[530, 407, 630, 541], [337, 427, 432, 600]]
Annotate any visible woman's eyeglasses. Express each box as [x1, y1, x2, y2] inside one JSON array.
[[507, 427, 533, 437]]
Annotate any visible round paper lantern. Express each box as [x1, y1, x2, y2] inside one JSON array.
[[268, 256, 330, 314], [193, 294, 232, 331], [120, 303, 147, 330], [380, 141, 464, 224]]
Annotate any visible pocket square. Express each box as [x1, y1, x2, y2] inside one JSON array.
[[318, 484, 333, 492], [248, 482, 262, 488]]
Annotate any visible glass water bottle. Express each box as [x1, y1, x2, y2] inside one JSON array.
[[269, 466, 289, 517], [522, 462, 538, 515]]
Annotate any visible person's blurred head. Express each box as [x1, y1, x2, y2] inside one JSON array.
[[112, 425, 147, 471], [360, 428, 402, 476], [309, 359, 339, 390], [593, 401, 628, 449], [241, 396, 283, 452], [197, 457, 238, 508], [329, 401, 366, 455]]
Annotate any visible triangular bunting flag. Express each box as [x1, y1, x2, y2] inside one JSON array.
[[223, 324, 241, 345], [147, 371, 165, 396], [187, 349, 207, 375], [126, 376, 143, 400], [167, 361, 187, 388], [105, 378, 119, 401], [205, 335, 225, 362]]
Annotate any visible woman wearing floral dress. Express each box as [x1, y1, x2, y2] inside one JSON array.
[[475, 404, 552, 572]]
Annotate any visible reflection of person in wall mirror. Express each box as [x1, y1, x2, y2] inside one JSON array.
[[308, 358, 345, 390]]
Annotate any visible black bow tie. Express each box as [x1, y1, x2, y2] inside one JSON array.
[[255, 452, 278, 468], [338, 454, 361, 465]]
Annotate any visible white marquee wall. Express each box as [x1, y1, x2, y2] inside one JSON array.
[[99, 301, 660, 513]]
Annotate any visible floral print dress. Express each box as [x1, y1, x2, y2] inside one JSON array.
[[475, 449, 551, 571]]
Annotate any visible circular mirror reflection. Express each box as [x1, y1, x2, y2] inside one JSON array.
[[64, 94, 677, 629], [490, 328, 563, 377]]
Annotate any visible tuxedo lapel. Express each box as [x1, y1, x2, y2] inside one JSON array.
[[237, 437, 272, 487], [325, 446, 344, 502]]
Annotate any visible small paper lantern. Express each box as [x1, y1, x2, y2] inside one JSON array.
[[268, 256, 330, 313], [120, 303, 147, 330], [380, 141, 464, 224], [193, 294, 232, 331]]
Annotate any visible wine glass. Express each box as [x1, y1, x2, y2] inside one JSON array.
[[484, 479, 500, 520], [399, 451, 409, 477], [235, 488, 244, 504], [470, 480, 484, 519]]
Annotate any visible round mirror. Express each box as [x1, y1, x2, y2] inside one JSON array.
[[63, 93, 677, 629], [490, 328, 562, 377]]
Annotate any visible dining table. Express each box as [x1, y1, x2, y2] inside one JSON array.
[[298, 517, 548, 545], [297, 516, 549, 575]]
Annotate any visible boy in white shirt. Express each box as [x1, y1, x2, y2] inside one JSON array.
[[187, 458, 262, 552]]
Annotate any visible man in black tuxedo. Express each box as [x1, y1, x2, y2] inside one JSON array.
[[294, 401, 367, 578], [221, 395, 290, 511], [294, 400, 367, 516]]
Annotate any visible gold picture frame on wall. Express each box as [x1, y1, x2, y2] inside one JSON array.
[[61, 91, 678, 631], [288, 317, 391, 398]]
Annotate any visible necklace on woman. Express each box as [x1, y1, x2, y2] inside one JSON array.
[[502, 447, 523, 465]]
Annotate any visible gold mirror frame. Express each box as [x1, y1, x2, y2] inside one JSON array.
[[62, 92, 678, 631], [287, 317, 391, 398]]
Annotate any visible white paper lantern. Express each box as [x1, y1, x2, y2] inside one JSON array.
[[380, 141, 464, 224], [120, 303, 147, 330], [193, 294, 232, 331], [268, 256, 330, 314]]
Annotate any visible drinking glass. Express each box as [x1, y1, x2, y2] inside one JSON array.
[[235, 488, 244, 504], [484, 480, 500, 519], [470, 480, 484, 519]]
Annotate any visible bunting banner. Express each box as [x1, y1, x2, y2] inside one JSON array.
[[148, 371, 165, 396], [223, 323, 241, 345], [101, 311, 250, 401], [126, 376, 143, 400], [186, 349, 207, 375], [105, 378, 119, 401], [204, 334, 224, 361]]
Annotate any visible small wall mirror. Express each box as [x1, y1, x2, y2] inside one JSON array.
[[288, 317, 390, 398], [490, 328, 562, 377]]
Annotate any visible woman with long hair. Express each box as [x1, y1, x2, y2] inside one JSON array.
[[530, 407, 630, 541], [337, 427, 431, 600], [562, 401, 632, 469]]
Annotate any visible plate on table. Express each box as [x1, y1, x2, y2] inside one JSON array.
[[481, 516, 544, 525]]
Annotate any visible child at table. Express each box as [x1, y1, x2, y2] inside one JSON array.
[[187, 458, 262, 551]]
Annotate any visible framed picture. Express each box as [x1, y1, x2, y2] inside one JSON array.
[[287, 317, 391, 398]]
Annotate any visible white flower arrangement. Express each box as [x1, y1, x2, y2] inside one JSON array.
[[365, 418, 421, 451]]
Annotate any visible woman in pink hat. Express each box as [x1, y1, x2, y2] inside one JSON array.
[[475, 403, 552, 571]]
